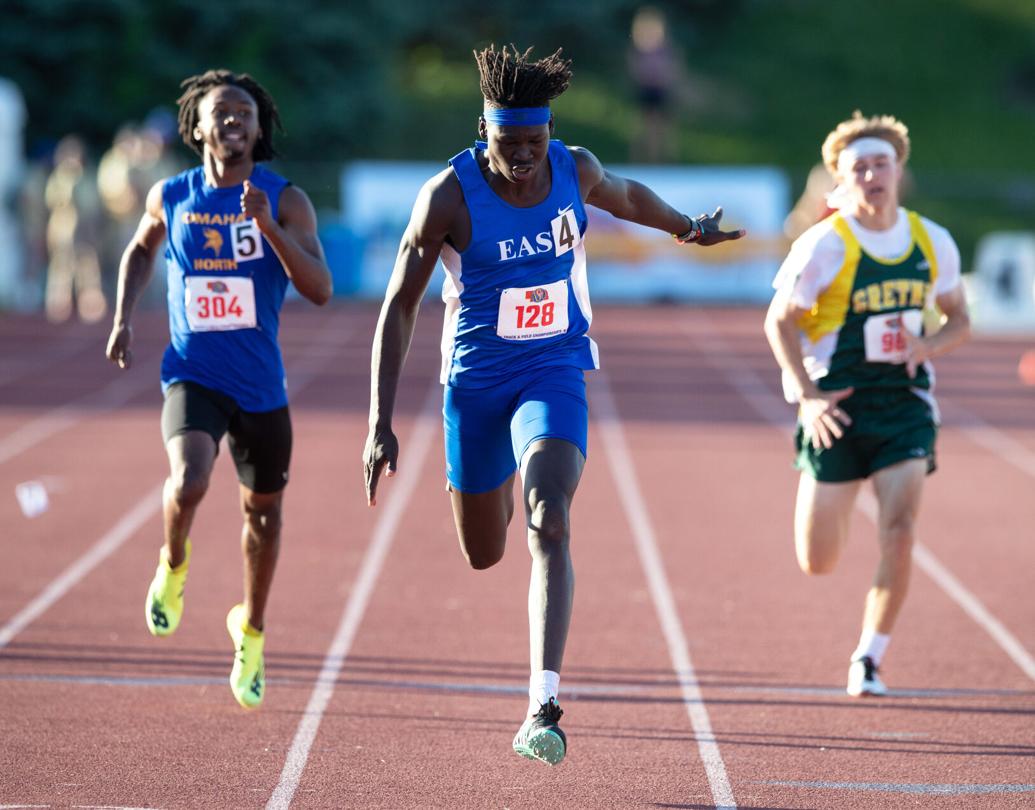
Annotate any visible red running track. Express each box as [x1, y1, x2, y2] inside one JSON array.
[[0, 302, 1032, 809]]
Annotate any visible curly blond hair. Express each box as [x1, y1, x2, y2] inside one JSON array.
[[821, 111, 910, 174]]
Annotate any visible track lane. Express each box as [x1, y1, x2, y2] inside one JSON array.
[[1, 304, 1031, 809]]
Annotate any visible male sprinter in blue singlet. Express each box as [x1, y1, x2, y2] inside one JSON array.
[[363, 45, 744, 765], [765, 112, 970, 697], [105, 70, 332, 709]]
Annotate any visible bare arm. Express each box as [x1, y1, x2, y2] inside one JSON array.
[[242, 181, 333, 305], [905, 284, 971, 377], [363, 169, 462, 506], [763, 288, 818, 400], [572, 146, 745, 245], [764, 288, 853, 449], [105, 180, 167, 369]]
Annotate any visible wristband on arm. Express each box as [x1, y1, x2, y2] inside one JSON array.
[[673, 215, 703, 244]]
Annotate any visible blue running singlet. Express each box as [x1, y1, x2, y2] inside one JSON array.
[[161, 165, 291, 412], [439, 140, 599, 388]]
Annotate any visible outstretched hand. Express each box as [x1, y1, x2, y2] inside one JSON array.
[[363, 427, 399, 507], [692, 206, 746, 247]]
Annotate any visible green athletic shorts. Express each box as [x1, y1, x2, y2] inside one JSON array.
[[794, 387, 937, 482]]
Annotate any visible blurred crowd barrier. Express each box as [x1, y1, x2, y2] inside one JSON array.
[[3, 77, 1034, 337], [965, 232, 1035, 335], [332, 161, 791, 304]]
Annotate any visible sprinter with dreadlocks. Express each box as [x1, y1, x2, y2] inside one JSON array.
[[363, 44, 743, 764], [105, 69, 332, 709]]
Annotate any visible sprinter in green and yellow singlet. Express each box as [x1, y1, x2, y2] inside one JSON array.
[[764, 112, 970, 697]]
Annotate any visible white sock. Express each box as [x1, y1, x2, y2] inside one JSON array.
[[852, 630, 891, 667], [528, 670, 560, 715]]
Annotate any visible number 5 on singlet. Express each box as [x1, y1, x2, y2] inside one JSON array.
[[231, 219, 265, 263]]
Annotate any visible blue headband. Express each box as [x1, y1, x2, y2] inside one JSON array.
[[482, 106, 551, 126]]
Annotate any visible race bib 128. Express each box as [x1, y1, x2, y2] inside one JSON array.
[[496, 279, 569, 341]]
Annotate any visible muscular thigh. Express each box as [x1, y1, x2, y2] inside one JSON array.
[[450, 476, 515, 551], [512, 365, 588, 470], [443, 380, 519, 494], [161, 380, 235, 447], [521, 438, 585, 524], [227, 405, 292, 494], [795, 472, 861, 548], [444, 364, 587, 557]]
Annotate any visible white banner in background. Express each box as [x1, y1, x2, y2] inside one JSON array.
[[341, 160, 791, 303]]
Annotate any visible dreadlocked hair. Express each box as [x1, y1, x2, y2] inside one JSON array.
[[176, 69, 283, 161], [474, 44, 573, 109]]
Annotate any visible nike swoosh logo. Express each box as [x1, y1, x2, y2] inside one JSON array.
[[557, 203, 574, 216]]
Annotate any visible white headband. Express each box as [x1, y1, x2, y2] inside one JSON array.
[[836, 137, 897, 175]]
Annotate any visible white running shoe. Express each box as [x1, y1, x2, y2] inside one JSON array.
[[847, 656, 887, 697]]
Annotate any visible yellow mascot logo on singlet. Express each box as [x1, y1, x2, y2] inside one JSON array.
[[190, 221, 239, 271], [202, 228, 223, 256]]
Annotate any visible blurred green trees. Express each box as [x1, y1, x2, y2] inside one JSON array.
[[2, 0, 1032, 254]]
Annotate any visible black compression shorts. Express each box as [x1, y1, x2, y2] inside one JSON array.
[[161, 380, 292, 494]]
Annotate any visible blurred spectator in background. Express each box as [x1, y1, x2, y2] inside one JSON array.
[[18, 145, 52, 310], [44, 134, 106, 322], [783, 163, 837, 241], [98, 111, 182, 307], [785, 161, 916, 243], [627, 6, 684, 163], [98, 125, 144, 260]]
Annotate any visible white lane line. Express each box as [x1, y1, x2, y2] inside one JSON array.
[[590, 372, 737, 810], [854, 492, 1035, 681], [758, 780, 1035, 795], [684, 318, 1035, 684], [0, 315, 357, 649], [940, 400, 1035, 479], [266, 384, 440, 810], [0, 484, 164, 649]]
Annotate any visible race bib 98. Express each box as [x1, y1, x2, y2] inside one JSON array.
[[185, 276, 257, 332], [496, 279, 569, 341], [863, 310, 922, 363]]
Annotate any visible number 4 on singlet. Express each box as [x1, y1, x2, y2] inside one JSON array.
[[551, 206, 580, 257]]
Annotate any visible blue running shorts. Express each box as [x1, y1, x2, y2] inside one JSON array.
[[443, 364, 588, 494]]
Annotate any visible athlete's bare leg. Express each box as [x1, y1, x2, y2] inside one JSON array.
[[238, 485, 284, 631], [163, 431, 218, 567], [793, 473, 862, 575], [449, 436, 583, 675], [450, 474, 515, 569], [864, 459, 926, 634], [521, 439, 584, 675]]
